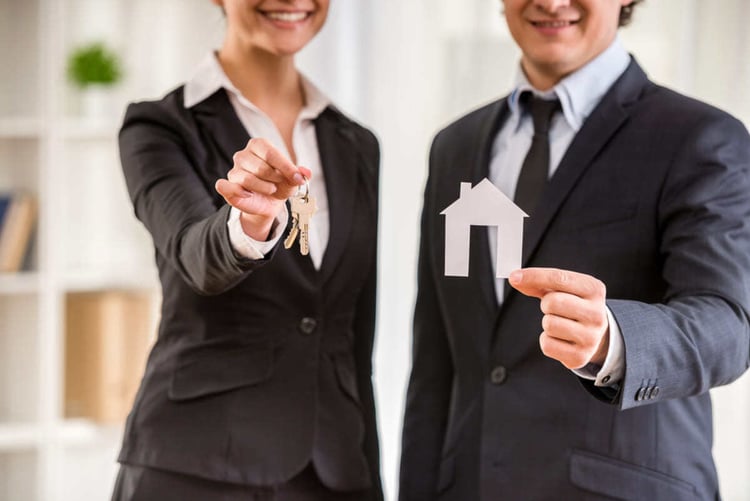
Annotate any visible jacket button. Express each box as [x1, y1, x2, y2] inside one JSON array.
[[299, 317, 317, 335], [635, 387, 646, 401], [490, 366, 507, 385], [649, 386, 660, 399]]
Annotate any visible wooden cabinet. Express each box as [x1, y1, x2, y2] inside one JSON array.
[[64, 291, 153, 424]]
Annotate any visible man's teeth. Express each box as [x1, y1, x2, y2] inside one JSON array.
[[266, 11, 309, 22], [535, 20, 573, 27]]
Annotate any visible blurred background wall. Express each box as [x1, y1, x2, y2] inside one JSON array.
[[0, 0, 748, 500]]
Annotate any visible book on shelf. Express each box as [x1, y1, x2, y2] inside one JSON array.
[[65, 290, 154, 424], [0, 191, 37, 273], [0, 195, 11, 224]]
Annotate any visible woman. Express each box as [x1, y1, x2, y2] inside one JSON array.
[[111, 1, 381, 499]]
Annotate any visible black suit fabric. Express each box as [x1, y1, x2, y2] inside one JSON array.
[[117, 87, 382, 500], [400, 59, 750, 501]]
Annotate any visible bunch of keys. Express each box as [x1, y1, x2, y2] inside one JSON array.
[[283, 176, 317, 256]]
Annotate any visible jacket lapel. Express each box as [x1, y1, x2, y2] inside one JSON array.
[[473, 100, 510, 318], [190, 89, 250, 175], [316, 107, 361, 285], [435, 100, 509, 322], [521, 59, 647, 267], [191, 93, 363, 282], [436, 100, 509, 362]]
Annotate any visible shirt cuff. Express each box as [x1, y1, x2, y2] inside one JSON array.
[[572, 306, 625, 387], [227, 206, 289, 259]]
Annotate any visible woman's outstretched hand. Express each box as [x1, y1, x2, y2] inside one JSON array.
[[215, 137, 311, 240]]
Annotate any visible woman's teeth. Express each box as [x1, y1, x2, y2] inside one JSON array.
[[265, 11, 309, 22]]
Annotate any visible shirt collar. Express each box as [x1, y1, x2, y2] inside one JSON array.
[[507, 36, 630, 131], [183, 52, 331, 120]]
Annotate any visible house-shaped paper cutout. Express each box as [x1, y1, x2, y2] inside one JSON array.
[[440, 178, 528, 278]]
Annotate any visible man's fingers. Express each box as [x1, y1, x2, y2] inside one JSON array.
[[507, 269, 547, 298], [246, 138, 305, 185], [509, 267, 606, 300], [509, 268, 610, 369], [541, 312, 604, 349], [539, 332, 591, 370], [540, 291, 606, 326]]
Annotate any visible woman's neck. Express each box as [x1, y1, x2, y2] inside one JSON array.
[[217, 44, 305, 161], [217, 45, 304, 113]]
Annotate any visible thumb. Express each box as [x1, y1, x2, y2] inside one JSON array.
[[298, 166, 313, 180], [508, 269, 546, 299]]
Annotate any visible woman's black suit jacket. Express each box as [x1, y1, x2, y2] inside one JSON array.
[[117, 86, 382, 500]]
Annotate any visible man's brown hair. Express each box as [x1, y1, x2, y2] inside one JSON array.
[[619, 0, 644, 27]]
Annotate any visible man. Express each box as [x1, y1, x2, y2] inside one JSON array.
[[400, 0, 750, 500]]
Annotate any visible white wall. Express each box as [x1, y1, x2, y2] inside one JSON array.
[[46, 1, 750, 499]]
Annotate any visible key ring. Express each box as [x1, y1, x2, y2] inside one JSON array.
[[295, 175, 310, 200]]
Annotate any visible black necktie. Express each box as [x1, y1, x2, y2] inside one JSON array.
[[513, 93, 560, 215]]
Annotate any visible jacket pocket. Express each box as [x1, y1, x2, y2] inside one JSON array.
[[569, 449, 699, 501], [168, 342, 274, 401], [558, 204, 637, 233]]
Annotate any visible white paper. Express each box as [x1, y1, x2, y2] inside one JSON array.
[[440, 178, 528, 278]]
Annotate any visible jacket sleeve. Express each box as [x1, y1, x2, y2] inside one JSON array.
[[588, 112, 750, 409], [399, 136, 454, 501], [119, 100, 271, 296]]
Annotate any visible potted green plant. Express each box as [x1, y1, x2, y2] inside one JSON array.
[[66, 42, 123, 117]]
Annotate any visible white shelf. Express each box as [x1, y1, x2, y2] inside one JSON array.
[[0, 117, 43, 138], [54, 419, 123, 447], [57, 118, 119, 140], [0, 421, 120, 451], [61, 268, 158, 293], [0, 423, 42, 451], [0, 270, 158, 296], [0, 272, 42, 295]]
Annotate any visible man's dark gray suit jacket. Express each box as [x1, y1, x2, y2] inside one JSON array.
[[400, 59, 750, 501], [117, 87, 382, 500]]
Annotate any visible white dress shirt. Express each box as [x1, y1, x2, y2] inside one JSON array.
[[184, 53, 331, 269], [488, 37, 630, 387]]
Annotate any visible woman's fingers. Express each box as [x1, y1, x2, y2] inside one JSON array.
[[226, 167, 278, 196], [245, 138, 305, 186], [230, 139, 314, 200], [215, 179, 279, 218], [216, 139, 316, 220]]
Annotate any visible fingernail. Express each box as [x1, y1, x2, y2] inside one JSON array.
[[293, 173, 304, 185], [509, 270, 522, 284]]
